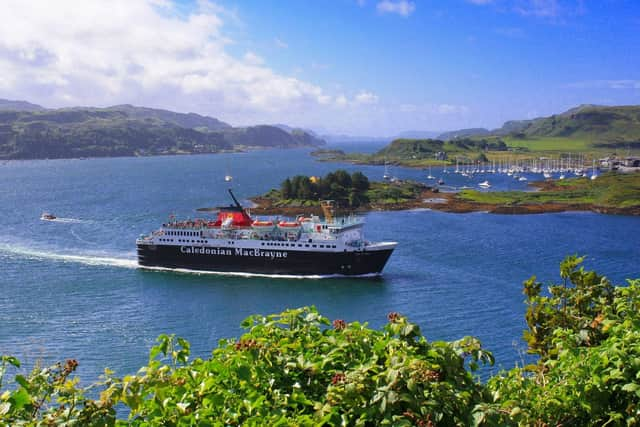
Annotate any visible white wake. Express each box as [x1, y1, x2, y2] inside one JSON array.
[[0, 244, 138, 269]]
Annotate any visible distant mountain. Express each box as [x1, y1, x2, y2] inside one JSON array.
[[320, 130, 441, 143], [495, 105, 640, 146], [0, 98, 45, 112], [272, 124, 318, 136], [320, 134, 392, 143], [224, 125, 325, 148], [395, 130, 442, 139], [107, 104, 231, 131], [437, 128, 491, 140], [0, 101, 325, 160]]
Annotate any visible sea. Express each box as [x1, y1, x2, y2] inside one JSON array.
[[1, 143, 638, 384]]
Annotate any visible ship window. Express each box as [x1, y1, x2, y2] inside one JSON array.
[[312, 245, 317, 248], [305, 244, 309, 247], [298, 244, 302, 247], [332, 245, 336, 248], [320, 245, 324, 248]]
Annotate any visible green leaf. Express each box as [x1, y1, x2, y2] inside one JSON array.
[[235, 365, 251, 381], [9, 388, 31, 411], [14, 375, 29, 389], [1, 356, 20, 368]]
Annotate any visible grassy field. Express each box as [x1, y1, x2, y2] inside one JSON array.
[[503, 136, 594, 152], [458, 172, 640, 209]]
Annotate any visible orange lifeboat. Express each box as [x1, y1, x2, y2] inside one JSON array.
[[278, 220, 301, 231], [252, 220, 275, 231]]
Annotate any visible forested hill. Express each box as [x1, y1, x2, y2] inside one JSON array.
[[0, 99, 325, 160], [0, 99, 45, 112]]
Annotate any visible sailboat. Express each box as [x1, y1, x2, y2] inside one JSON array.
[[591, 159, 598, 180], [383, 161, 391, 180], [427, 165, 435, 180]]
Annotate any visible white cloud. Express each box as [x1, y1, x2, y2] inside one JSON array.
[[311, 61, 330, 70], [565, 80, 640, 90], [0, 0, 476, 135], [467, 0, 585, 21], [354, 91, 379, 105], [376, 0, 416, 17], [274, 37, 288, 49], [335, 94, 349, 107], [435, 104, 469, 114], [243, 51, 264, 65], [514, 0, 560, 17], [0, 0, 345, 123]]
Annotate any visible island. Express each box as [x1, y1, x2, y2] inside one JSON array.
[[250, 170, 431, 216], [250, 170, 640, 216]]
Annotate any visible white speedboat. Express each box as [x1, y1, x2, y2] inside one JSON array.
[[40, 212, 56, 221]]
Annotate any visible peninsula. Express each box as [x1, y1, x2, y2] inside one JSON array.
[[251, 171, 640, 216], [0, 99, 325, 160]]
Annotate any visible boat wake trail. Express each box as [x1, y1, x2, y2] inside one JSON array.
[[139, 265, 381, 280], [0, 244, 138, 269], [46, 217, 90, 224]]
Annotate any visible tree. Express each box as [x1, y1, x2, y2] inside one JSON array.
[[351, 171, 370, 193], [281, 178, 293, 199]]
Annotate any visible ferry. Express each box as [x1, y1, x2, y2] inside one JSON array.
[[136, 190, 397, 277]]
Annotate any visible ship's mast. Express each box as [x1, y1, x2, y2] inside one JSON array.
[[228, 189, 243, 209]]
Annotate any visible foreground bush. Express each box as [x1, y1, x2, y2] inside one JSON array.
[[479, 256, 640, 426], [1, 257, 639, 426]]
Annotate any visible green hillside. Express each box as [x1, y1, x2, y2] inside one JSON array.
[[440, 105, 640, 152], [520, 105, 640, 146], [312, 137, 509, 167], [0, 102, 325, 160]]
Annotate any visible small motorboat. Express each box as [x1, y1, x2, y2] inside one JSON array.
[[41, 212, 56, 221], [478, 181, 491, 188]]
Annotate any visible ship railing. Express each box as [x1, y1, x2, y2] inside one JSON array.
[[324, 216, 363, 227]]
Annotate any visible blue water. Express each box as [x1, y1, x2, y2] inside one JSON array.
[[1, 146, 638, 384]]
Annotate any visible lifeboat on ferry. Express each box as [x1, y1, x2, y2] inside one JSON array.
[[277, 220, 301, 232], [252, 220, 275, 231]]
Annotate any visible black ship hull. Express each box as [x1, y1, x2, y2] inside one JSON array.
[[137, 243, 394, 277]]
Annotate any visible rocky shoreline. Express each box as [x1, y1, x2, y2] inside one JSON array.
[[250, 186, 640, 217]]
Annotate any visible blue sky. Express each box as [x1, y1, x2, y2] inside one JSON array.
[[0, 0, 638, 135]]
